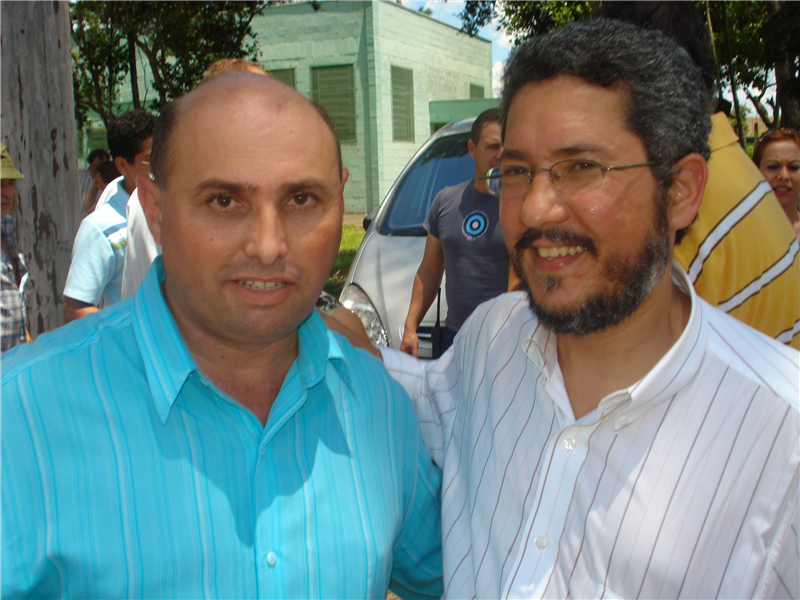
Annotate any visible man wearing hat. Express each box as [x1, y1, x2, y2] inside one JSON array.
[[1, 144, 29, 352]]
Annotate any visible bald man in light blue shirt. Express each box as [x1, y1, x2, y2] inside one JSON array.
[[2, 73, 442, 598]]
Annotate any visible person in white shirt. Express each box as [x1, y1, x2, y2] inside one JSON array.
[[339, 18, 799, 599]]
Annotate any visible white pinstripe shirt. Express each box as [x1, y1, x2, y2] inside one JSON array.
[[383, 264, 800, 599]]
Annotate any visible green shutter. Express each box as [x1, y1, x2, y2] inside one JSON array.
[[391, 66, 414, 142], [270, 68, 296, 89], [311, 65, 356, 141], [470, 84, 484, 99]]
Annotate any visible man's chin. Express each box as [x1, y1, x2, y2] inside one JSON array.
[[527, 292, 625, 336]]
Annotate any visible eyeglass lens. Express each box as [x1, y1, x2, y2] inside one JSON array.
[[489, 160, 605, 198]]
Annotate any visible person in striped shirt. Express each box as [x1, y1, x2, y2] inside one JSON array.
[[2, 73, 443, 598], [373, 19, 799, 599], [597, 1, 800, 349]]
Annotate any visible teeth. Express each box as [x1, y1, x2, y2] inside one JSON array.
[[537, 246, 585, 259], [239, 280, 285, 291]]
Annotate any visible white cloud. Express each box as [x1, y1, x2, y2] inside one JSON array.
[[492, 61, 504, 98], [490, 13, 513, 48]]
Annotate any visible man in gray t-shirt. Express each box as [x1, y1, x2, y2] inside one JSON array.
[[401, 109, 509, 357]]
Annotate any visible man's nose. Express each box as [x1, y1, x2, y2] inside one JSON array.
[[243, 205, 289, 264], [519, 171, 567, 229]]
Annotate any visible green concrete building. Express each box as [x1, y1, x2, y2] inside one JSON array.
[[252, 1, 493, 212], [77, 0, 493, 213]]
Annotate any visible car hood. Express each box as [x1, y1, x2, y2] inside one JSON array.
[[347, 230, 447, 349]]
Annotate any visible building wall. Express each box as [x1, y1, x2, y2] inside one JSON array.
[[252, 2, 372, 213], [371, 1, 491, 208], [78, 1, 493, 213], [254, 1, 491, 212]]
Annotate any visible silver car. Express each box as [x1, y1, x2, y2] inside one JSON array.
[[339, 118, 477, 358]]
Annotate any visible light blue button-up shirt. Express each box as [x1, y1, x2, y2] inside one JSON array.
[[2, 258, 443, 599], [63, 176, 129, 306]]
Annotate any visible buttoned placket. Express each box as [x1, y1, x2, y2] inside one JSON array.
[[252, 364, 309, 597], [508, 328, 638, 598]]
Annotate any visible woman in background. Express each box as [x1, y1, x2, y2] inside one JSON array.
[[753, 128, 800, 242]]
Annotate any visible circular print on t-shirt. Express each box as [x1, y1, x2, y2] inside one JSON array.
[[462, 210, 489, 241]]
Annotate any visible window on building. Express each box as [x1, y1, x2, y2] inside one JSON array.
[[391, 66, 414, 142], [311, 65, 356, 141], [270, 68, 296, 89], [470, 84, 485, 99]]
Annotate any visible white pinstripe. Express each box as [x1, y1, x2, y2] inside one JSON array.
[[384, 264, 800, 599]]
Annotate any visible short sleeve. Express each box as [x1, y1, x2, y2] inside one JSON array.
[[423, 191, 443, 239], [63, 218, 118, 305], [382, 346, 461, 469]]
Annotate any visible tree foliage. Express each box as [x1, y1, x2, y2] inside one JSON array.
[[71, 1, 268, 128], [71, 2, 129, 128], [459, 1, 799, 128]]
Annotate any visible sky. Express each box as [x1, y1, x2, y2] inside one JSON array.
[[401, 1, 513, 97]]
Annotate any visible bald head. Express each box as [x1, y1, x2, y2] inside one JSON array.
[[150, 73, 342, 189]]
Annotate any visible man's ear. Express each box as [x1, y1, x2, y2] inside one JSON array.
[[114, 156, 131, 179], [467, 138, 477, 161], [667, 153, 708, 233], [136, 173, 164, 246]]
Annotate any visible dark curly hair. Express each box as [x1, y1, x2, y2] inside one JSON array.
[[106, 109, 156, 163], [501, 19, 711, 244]]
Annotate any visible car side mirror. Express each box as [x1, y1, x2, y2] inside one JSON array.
[[362, 211, 376, 231]]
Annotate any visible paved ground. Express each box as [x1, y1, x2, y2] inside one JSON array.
[[343, 212, 368, 227]]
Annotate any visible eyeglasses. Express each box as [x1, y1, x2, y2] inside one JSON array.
[[485, 159, 654, 198]]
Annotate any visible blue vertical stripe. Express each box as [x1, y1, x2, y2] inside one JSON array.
[[2, 258, 443, 599]]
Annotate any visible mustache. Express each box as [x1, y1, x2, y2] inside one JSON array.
[[513, 228, 597, 256]]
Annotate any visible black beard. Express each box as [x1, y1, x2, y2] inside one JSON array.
[[511, 193, 672, 336]]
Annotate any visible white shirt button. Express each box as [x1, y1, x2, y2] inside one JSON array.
[[534, 535, 548, 549], [266, 551, 277, 567], [563, 437, 576, 451]]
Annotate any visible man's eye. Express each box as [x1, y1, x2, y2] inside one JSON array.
[[290, 193, 314, 207], [210, 194, 235, 209], [501, 166, 527, 178]]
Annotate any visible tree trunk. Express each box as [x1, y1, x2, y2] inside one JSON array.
[[722, 4, 746, 148], [776, 60, 799, 129], [128, 31, 141, 109], [1, 1, 81, 337]]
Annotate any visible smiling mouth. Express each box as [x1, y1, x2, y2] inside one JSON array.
[[238, 280, 286, 291], [536, 246, 586, 259]]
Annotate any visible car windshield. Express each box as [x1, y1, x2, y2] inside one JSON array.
[[380, 132, 474, 235]]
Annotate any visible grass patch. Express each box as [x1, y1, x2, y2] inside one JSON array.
[[324, 225, 366, 299]]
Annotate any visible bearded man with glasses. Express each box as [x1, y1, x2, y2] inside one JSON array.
[[346, 18, 800, 599]]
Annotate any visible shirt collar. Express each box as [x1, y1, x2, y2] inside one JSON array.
[[522, 262, 707, 428], [132, 257, 354, 423], [295, 307, 355, 394], [708, 113, 739, 153]]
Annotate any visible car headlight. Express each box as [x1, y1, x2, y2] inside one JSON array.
[[339, 283, 389, 347]]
